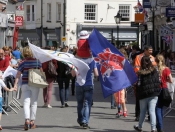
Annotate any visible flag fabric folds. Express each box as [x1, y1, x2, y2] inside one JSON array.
[[88, 28, 138, 98], [28, 40, 89, 86], [137, 0, 143, 12], [17, 1, 25, 10]]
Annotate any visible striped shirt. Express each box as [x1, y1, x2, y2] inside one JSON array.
[[17, 58, 42, 84]]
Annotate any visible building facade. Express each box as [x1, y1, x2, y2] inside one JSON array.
[[66, 0, 139, 48], [16, 0, 63, 47], [0, 0, 17, 48]]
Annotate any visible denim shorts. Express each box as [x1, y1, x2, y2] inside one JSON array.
[[0, 97, 2, 113]]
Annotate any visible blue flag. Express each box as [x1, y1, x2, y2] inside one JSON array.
[[88, 28, 138, 98]]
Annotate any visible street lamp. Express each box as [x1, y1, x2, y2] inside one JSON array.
[[114, 12, 122, 48], [150, 0, 157, 51]]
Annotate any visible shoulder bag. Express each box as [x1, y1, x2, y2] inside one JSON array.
[[28, 59, 48, 88]]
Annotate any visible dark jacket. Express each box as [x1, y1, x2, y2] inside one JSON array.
[[137, 67, 161, 100], [57, 61, 70, 78]]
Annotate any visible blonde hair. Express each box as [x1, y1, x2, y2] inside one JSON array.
[[119, 48, 128, 59], [22, 46, 33, 58], [2, 46, 9, 51], [155, 54, 166, 75]]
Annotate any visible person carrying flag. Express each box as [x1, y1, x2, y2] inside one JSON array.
[[134, 45, 157, 121], [71, 30, 99, 129]]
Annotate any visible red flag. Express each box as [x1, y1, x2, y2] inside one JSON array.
[[13, 27, 19, 49]]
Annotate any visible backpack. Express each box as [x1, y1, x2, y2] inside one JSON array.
[[65, 65, 73, 79], [48, 60, 58, 77]]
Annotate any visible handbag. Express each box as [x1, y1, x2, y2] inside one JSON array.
[[28, 60, 48, 88], [162, 88, 172, 107]]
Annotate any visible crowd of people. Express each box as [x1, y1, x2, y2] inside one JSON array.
[[0, 30, 174, 132]]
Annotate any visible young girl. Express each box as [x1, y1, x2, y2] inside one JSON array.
[[114, 48, 128, 117], [0, 77, 16, 130]]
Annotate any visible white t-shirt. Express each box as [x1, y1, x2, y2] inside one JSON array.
[[0, 79, 7, 97]]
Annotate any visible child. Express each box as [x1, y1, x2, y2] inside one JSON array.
[[114, 48, 128, 118], [114, 89, 127, 117], [76, 30, 91, 58], [0, 76, 16, 130]]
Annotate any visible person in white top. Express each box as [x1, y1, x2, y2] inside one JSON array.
[[0, 79, 16, 130]]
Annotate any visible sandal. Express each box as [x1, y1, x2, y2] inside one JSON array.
[[24, 121, 30, 131], [30, 121, 36, 129]]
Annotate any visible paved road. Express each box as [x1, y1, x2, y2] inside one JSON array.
[[2, 80, 175, 132]]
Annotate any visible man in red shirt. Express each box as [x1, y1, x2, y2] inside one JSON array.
[[0, 49, 9, 72]]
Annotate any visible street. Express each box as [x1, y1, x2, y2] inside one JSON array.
[[1, 80, 175, 132]]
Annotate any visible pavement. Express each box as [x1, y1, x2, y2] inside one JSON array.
[[1, 79, 175, 132]]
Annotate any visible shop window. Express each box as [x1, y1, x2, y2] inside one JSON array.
[[119, 5, 130, 21], [84, 4, 97, 22], [47, 40, 59, 48], [56, 3, 61, 21], [47, 3, 51, 21]]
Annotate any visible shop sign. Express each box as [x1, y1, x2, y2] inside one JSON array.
[[166, 8, 175, 17], [16, 10, 24, 16], [47, 34, 57, 40], [131, 22, 139, 27], [157, 0, 171, 7], [62, 37, 66, 42], [135, 13, 144, 23], [143, 0, 151, 8], [15, 16, 23, 26]]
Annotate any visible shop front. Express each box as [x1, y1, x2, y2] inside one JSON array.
[[18, 29, 40, 47], [77, 24, 138, 46], [43, 28, 61, 48]]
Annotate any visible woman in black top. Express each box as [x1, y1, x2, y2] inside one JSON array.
[[134, 56, 161, 132]]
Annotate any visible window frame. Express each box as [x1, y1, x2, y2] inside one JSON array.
[[47, 3, 51, 21], [26, 5, 30, 21], [118, 4, 131, 22], [84, 4, 97, 22], [56, 2, 61, 22], [26, 4, 35, 22]]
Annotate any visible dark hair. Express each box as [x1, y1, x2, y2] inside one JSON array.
[[144, 45, 152, 50], [140, 56, 153, 69]]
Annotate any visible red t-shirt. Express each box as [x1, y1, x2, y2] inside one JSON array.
[[0, 57, 9, 71], [77, 39, 91, 58], [161, 67, 171, 88]]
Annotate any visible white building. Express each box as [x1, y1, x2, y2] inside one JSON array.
[[15, 0, 139, 48], [66, 0, 139, 48]]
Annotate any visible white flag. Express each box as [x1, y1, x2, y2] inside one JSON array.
[[28, 41, 90, 86]]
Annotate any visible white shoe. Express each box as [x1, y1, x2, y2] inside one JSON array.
[[47, 105, 52, 108]]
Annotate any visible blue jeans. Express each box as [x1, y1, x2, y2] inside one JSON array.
[[76, 85, 93, 124], [57, 78, 70, 105], [156, 90, 164, 130], [138, 96, 158, 131], [111, 94, 116, 107]]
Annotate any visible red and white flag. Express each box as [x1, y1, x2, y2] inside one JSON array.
[[17, 1, 25, 10]]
